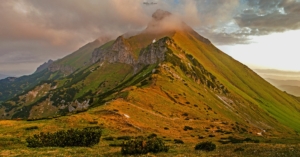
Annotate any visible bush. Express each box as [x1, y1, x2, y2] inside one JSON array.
[[234, 147, 245, 152], [228, 136, 243, 143], [109, 143, 124, 147], [183, 126, 193, 131], [117, 136, 132, 140], [148, 133, 157, 139], [121, 136, 169, 155], [26, 127, 101, 147], [25, 126, 38, 130], [174, 139, 184, 144], [195, 141, 216, 151], [103, 136, 115, 141]]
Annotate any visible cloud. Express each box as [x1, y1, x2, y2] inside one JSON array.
[[1, 0, 300, 75], [234, 0, 300, 35]]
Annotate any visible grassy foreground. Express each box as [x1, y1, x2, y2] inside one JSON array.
[[1, 116, 300, 157], [1, 139, 300, 156]]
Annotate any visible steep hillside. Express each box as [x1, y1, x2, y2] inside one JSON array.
[[49, 38, 110, 74], [1, 9, 300, 143]]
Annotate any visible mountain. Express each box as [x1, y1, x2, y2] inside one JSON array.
[[1, 9, 300, 142], [0, 74, 9, 80]]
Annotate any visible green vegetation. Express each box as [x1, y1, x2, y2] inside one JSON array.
[[54, 39, 107, 70], [26, 127, 101, 147], [24, 126, 39, 130], [121, 136, 169, 155], [195, 141, 216, 151], [0, 70, 62, 102]]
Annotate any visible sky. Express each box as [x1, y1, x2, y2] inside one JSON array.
[[1, 0, 300, 76]]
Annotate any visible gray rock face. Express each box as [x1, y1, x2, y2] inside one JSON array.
[[91, 36, 170, 72], [35, 60, 53, 73], [91, 36, 135, 65], [138, 38, 168, 65], [91, 36, 171, 72], [48, 64, 74, 74]]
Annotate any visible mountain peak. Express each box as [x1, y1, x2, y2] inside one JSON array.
[[145, 9, 182, 34], [152, 9, 171, 21]]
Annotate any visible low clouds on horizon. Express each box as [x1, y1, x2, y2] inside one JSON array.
[[1, 0, 300, 76]]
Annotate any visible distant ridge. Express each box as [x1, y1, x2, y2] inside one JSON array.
[[0, 74, 10, 80]]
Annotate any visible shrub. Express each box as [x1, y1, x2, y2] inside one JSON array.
[[117, 136, 132, 140], [24, 126, 38, 130], [103, 136, 115, 141], [234, 147, 245, 152], [109, 143, 123, 147], [26, 127, 101, 147], [228, 136, 244, 143], [182, 113, 189, 116], [148, 133, 157, 139], [183, 126, 193, 131], [121, 136, 169, 155], [89, 121, 98, 124], [174, 139, 184, 144], [195, 141, 216, 151]]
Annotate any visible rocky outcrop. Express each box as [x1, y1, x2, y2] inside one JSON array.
[[138, 37, 169, 65], [91, 36, 135, 65], [34, 60, 54, 73], [67, 99, 90, 112], [91, 36, 171, 73], [48, 64, 74, 74]]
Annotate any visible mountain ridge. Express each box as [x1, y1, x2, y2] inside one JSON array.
[[0, 74, 10, 80], [1, 9, 300, 141]]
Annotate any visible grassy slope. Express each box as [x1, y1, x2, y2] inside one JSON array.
[[172, 31, 300, 132], [73, 62, 133, 99], [54, 39, 108, 69]]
